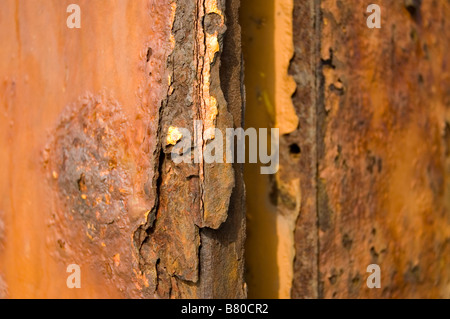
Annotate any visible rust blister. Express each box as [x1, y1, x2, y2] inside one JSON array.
[[45, 93, 150, 297]]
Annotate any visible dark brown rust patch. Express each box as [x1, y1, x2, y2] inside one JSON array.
[[317, 179, 332, 232], [290, 0, 319, 299], [445, 122, 450, 157], [405, 0, 422, 18], [204, 12, 223, 35], [52, 98, 133, 226], [342, 233, 353, 250]]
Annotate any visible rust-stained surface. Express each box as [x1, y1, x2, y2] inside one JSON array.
[[1, 0, 448, 300], [291, 0, 450, 298], [0, 0, 245, 298], [289, 0, 320, 299]]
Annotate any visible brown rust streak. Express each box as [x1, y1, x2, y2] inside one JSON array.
[[290, 0, 319, 299]]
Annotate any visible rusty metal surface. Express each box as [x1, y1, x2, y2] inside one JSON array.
[[292, 0, 450, 298], [2, 0, 447, 300], [133, 0, 245, 298], [289, 0, 320, 299], [0, 0, 245, 298]]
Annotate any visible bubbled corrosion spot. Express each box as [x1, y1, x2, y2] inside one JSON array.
[[49, 94, 132, 227], [45, 93, 150, 298]]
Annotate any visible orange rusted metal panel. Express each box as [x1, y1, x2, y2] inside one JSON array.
[[0, 0, 245, 298]]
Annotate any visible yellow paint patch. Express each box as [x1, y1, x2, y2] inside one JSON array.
[[205, 0, 221, 15], [166, 126, 183, 145], [206, 33, 220, 62], [203, 96, 218, 140], [197, 0, 224, 140]]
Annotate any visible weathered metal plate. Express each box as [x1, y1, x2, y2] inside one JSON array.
[[0, 0, 245, 298]]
